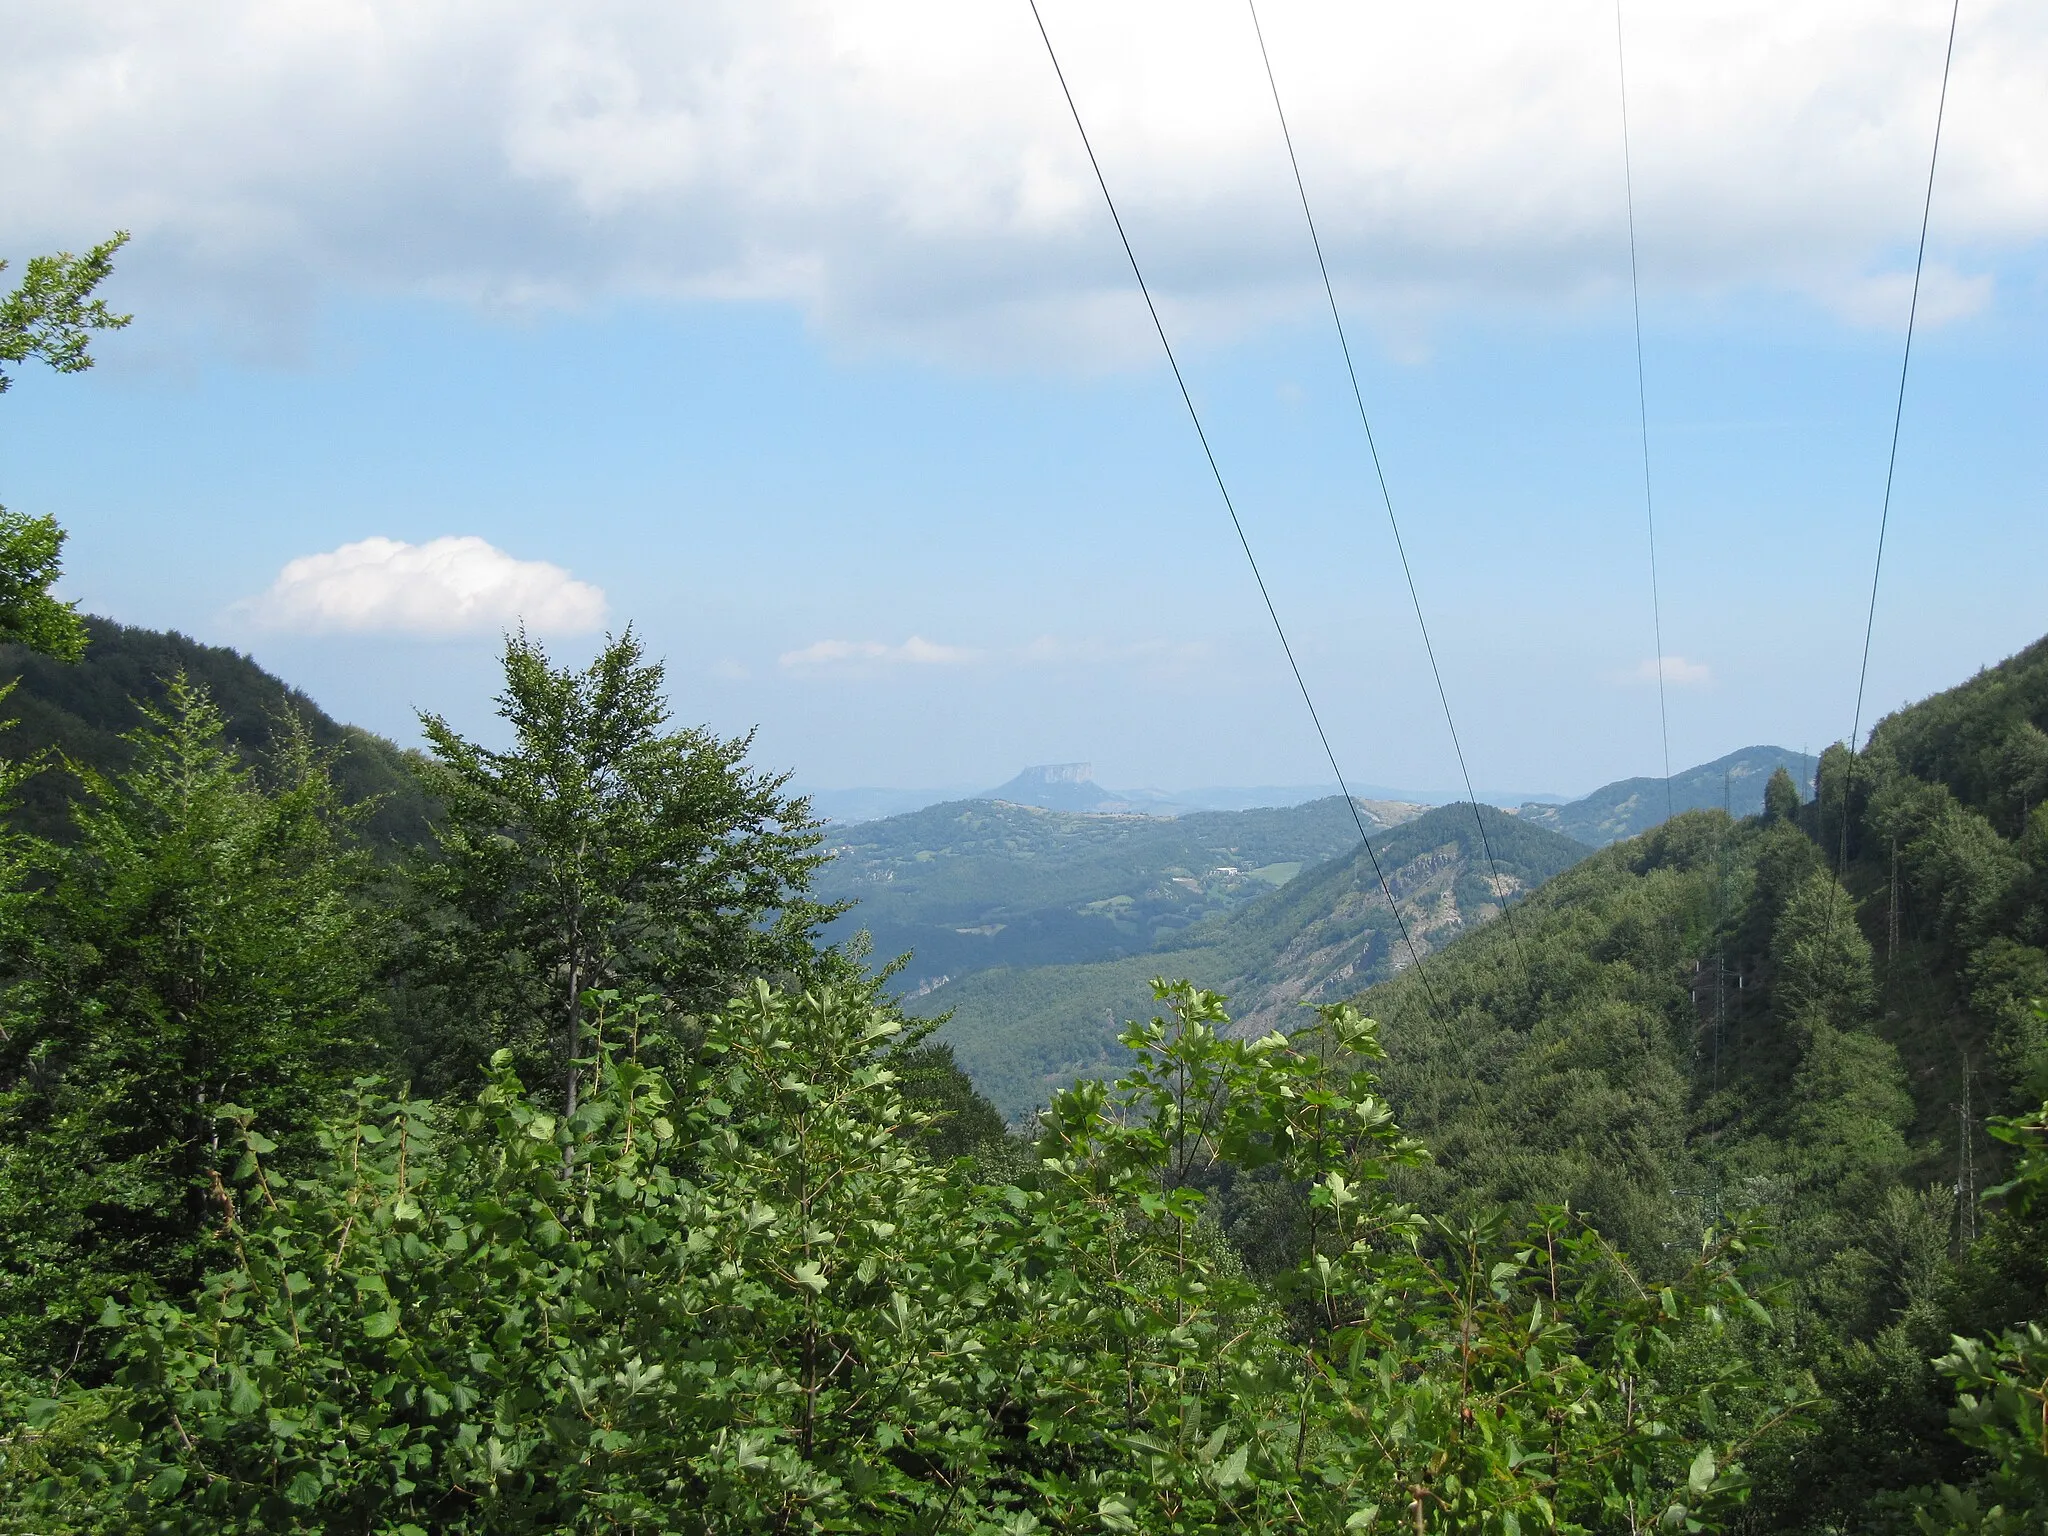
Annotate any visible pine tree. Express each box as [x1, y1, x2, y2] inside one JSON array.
[[0, 680, 381, 1373], [1764, 764, 1801, 824]]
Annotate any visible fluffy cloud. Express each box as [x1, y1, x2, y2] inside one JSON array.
[[3, 1, 2041, 363], [240, 536, 606, 637]]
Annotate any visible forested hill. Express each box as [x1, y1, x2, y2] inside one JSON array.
[[1514, 743, 1818, 846], [0, 616, 433, 848], [926, 802, 1588, 1116], [1332, 634, 2048, 1529], [814, 792, 1426, 985]]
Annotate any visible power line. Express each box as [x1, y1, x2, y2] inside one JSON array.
[[1025, 0, 1446, 1019], [1245, 0, 1528, 975], [1612, 0, 1674, 825], [1831, 0, 1961, 908], [1848, 0, 1961, 771]]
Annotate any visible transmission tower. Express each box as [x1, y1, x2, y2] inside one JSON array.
[[1955, 1055, 1977, 1248], [1888, 837, 1901, 965]]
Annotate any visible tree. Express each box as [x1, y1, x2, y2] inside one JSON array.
[[0, 232, 132, 664], [0, 509, 87, 662], [402, 628, 841, 1108], [1764, 764, 1801, 824], [1771, 870, 1877, 1026], [0, 679, 383, 1375], [0, 233, 132, 394]]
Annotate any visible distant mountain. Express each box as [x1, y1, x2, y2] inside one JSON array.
[[796, 785, 982, 824], [1514, 745, 1817, 848], [0, 616, 434, 850], [922, 803, 1590, 1118], [1164, 783, 1342, 813], [816, 794, 1429, 986], [981, 763, 1193, 815], [804, 771, 1573, 823]]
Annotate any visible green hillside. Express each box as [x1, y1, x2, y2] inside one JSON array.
[[1328, 636, 2048, 1529], [815, 792, 1425, 984], [925, 802, 1588, 1116], [0, 616, 433, 849], [1515, 742, 1818, 846]]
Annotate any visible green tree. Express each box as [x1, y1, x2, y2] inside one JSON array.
[[1771, 870, 1877, 1025], [0, 232, 132, 664], [0, 679, 382, 1375], [1764, 764, 1801, 825], [0, 233, 131, 393], [401, 628, 841, 1107], [0, 509, 87, 662]]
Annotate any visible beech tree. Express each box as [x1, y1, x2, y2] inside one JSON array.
[[400, 628, 841, 1107]]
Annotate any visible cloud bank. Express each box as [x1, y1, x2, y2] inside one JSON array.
[[4, 0, 2042, 364], [241, 536, 606, 637]]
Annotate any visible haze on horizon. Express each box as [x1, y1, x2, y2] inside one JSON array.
[[2, 0, 2044, 796]]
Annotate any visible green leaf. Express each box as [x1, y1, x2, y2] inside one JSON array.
[[1688, 1444, 1717, 1495], [1344, 1507, 1380, 1531], [23, 1398, 64, 1430], [792, 1262, 828, 1293], [1097, 1497, 1138, 1533], [148, 1466, 187, 1498], [1215, 1442, 1249, 1488], [363, 1310, 401, 1339], [229, 1375, 263, 1415]]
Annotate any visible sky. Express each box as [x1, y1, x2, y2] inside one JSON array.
[[1, 0, 2044, 800]]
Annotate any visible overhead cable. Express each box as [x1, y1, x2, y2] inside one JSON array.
[[1246, 0, 1530, 974], [1612, 0, 1676, 825], [1830, 0, 1961, 912], [1025, 0, 1447, 1019], [1847, 0, 1962, 775]]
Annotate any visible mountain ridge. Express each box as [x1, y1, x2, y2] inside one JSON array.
[[1513, 744, 1816, 847], [921, 802, 1589, 1116]]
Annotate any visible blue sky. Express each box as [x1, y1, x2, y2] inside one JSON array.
[[3, 1, 2044, 798]]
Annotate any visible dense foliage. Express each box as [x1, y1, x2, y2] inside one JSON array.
[[1338, 639, 2048, 1531], [7, 981, 1800, 1534]]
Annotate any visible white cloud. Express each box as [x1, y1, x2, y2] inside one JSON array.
[[1617, 655, 1712, 687], [779, 636, 982, 669], [3, 0, 2041, 364], [240, 536, 606, 637]]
